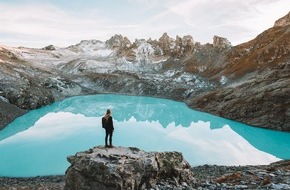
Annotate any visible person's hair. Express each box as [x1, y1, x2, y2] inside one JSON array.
[[106, 109, 111, 115]]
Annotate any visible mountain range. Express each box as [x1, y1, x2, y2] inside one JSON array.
[[0, 12, 289, 131]]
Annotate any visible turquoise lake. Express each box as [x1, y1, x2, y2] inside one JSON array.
[[0, 94, 290, 177]]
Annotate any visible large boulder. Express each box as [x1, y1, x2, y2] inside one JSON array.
[[64, 146, 196, 190]]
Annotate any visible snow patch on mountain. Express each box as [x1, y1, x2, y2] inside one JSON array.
[[197, 65, 207, 72], [44, 77, 82, 96], [115, 60, 139, 73], [134, 41, 154, 63], [70, 40, 113, 57], [220, 76, 228, 85], [174, 73, 195, 83], [164, 70, 176, 77]]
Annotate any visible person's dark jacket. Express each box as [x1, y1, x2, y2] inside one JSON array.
[[102, 116, 114, 132]]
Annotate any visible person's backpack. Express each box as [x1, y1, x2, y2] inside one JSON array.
[[102, 117, 108, 129]]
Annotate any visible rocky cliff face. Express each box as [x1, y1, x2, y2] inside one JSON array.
[[274, 11, 290, 27], [65, 146, 196, 190], [0, 12, 289, 131], [0, 99, 27, 130], [187, 15, 290, 131], [213, 35, 232, 50]]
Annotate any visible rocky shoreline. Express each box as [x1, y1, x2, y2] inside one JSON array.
[[0, 160, 289, 190], [0, 99, 27, 130], [0, 175, 65, 190]]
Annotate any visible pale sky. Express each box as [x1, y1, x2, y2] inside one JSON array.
[[0, 0, 289, 48]]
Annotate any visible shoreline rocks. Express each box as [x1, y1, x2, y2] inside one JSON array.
[[192, 160, 290, 190], [0, 158, 289, 189], [0, 99, 27, 130], [0, 175, 65, 190]]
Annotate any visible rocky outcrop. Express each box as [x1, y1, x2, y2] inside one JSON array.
[[65, 146, 196, 190], [173, 35, 195, 58], [274, 11, 290, 27], [187, 66, 290, 131], [213, 35, 232, 50], [158, 32, 175, 56], [106, 34, 132, 50], [0, 99, 27, 130], [42, 45, 56, 51]]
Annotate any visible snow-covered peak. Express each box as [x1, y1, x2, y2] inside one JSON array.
[[66, 40, 113, 57], [134, 41, 155, 63]]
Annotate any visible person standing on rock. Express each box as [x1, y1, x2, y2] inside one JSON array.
[[102, 109, 114, 147]]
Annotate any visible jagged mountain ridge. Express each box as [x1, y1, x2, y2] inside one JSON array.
[[187, 18, 290, 131], [1, 32, 222, 102], [0, 12, 289, 131]]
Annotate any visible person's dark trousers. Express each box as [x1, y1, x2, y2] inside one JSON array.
[[105, 130, 113, 146]]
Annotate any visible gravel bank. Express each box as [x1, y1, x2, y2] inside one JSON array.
[[0, 160, 289, 190], [0, 176, 65, 190], [192, 160, 290, 189]]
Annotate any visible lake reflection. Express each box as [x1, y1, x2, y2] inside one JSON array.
[[0, 94, 289, 177]]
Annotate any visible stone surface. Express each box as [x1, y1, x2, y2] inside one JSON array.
[[106, 34, 132, 49], [0, 99, 27, 130], [191, 160, 290, 190], [213, 35, 232, 50], [64, 146, 196, 190], [158, 32, 175, 56], [0, 175, 65, 190], [42, 44, 56, 51], [274, 11, 290, 27]]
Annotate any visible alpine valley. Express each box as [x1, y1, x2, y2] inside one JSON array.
[[0, 12, 289, 131]]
